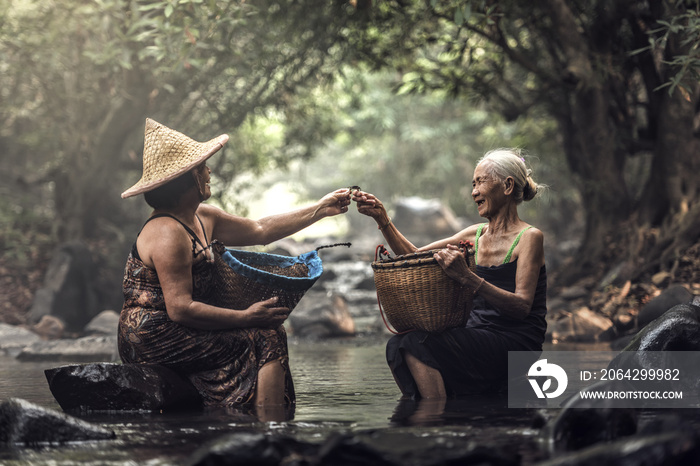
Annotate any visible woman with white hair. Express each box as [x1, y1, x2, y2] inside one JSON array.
[[354, 148, 547, 399]]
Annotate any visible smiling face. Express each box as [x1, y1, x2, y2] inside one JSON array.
[[472, 162, 506, 218]]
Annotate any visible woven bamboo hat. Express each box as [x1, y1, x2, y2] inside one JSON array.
[[121, 118, 229, 199]]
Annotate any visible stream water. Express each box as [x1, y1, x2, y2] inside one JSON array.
[[0, 338, 683, 465]]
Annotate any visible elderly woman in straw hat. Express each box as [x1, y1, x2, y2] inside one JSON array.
[[119, 119, 351, 418], [353, 149, 547, 401]]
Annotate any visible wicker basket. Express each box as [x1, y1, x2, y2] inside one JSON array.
[[209, 242, 323, 311], [371, 245, 476, 333]]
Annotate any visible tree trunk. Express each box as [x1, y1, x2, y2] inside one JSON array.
[[53, 71, 154, 243], [556, 85, 633, 283]]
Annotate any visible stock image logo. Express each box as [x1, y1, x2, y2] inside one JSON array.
[[527, 359, 568, 399]]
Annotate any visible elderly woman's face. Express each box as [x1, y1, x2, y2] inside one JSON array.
[[472, 163, 503, 217]]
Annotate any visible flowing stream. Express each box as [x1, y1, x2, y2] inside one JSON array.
[[0, 338, 661, 465]]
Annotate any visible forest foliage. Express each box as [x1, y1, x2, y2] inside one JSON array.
[[1, 0, 699, 315]]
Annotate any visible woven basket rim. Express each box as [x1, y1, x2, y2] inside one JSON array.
[[371, 248, 474, 270], [221, 248, 322, 291]]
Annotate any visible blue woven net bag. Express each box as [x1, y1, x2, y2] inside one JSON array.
[[209, 242, 324, 311]]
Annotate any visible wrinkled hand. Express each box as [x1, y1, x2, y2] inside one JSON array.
[[433, 244, 475, 285], [352, 190, 387, 221], [317, 188, 352, 217], [245, 297, 290, 328]]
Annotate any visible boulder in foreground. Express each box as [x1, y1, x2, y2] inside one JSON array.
[[0, 398, 115, 445], [45, 363, 202, 412]]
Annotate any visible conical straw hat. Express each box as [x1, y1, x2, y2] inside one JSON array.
[[121, 118, 229, 198]]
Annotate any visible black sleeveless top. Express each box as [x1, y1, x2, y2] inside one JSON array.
[[467, 223, 547, 349]]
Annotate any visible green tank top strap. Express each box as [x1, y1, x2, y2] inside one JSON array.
[[474, 223, 487, 266], [503, 226, 533, 264]]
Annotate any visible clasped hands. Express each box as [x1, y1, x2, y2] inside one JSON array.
[[350, 189, 482, 292]]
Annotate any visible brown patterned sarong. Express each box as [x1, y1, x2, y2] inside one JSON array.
[[118, 248, 295, 407]]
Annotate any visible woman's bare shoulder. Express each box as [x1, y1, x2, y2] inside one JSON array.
[[196, 202, 224, 218], [517, 225, 545, 265], [463, 223, 485, 235], [522, 225, 544, 244], [457, 223, 485, 241], [137, 216, 193, 267]]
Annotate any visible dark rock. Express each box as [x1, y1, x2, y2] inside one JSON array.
[[316, 432, 399, 466], [536, 430, 700, 466], [187, 431, 314, 466], [532, 409, 559, 429], [637, 413, 689, 436], [45, 363, 203, 412], [608, 306, 700, 395], [0, 398, 115, 445], [541, 380, 638, 453], [619, 303, 700, 352], [28, 241, 101, 332], [424, 445, 520, 466], [637, 285, 693, 328]]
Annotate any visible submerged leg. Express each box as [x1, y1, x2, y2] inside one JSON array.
[[254, 359, 287, 421], [255, 359, 286, 405], [405, 351, 446, 399]]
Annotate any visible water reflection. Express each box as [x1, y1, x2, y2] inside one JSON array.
[[0, 338, 612, 465], [390, 395, 523, 427]]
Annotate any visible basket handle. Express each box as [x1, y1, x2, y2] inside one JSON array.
[[376, 292, 412, 335], [374, 244, 412, 335], [374, 244, 392, 261]]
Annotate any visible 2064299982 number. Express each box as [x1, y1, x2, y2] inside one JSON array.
[[600, 368, 680, 381]]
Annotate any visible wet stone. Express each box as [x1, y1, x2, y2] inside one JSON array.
[[17, 335, 119, 362], [0, 323, 41, 357], [0, 398, 115, 445], [316, 433, 399, 466], [188, 431, 316, 466], [45, 363, 203, 412], [620, 303, 700, 352], [541, 381, 638, 454], [537, 430, 700, 466]]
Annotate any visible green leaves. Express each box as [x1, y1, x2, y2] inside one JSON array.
[[638, 6, 700, 95]]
